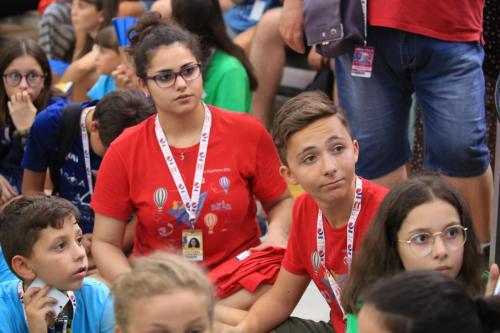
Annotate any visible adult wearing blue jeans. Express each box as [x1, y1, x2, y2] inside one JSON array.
[[280, 0, 493, 244]]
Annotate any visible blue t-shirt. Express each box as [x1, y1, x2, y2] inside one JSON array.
[[21, 100, 101, 234], [0, 248, 16, 284], [87, 75, 117, 101], [224, 0, 281, 33], [0, 278, 115, 333]]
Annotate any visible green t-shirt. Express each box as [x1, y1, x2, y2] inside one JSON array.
[[203, 49, 252, 113]]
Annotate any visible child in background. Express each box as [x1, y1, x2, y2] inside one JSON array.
[[112, 251, 214, 333], [59, 0, 119, 102], [87, 26, 122, 100], [342, 176, 500, 332], [226, 91, 388, 333], [0, 195, 114, 332], [0, 38, 58, 203], [358, 270, 500, 333]]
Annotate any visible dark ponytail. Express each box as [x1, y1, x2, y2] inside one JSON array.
[[361, 270, 500, 333], [127, 12, 202, 80]]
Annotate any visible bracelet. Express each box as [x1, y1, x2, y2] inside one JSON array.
[[13, 128, 30, 139]]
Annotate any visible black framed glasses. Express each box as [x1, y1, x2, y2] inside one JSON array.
[[144, 63, 202, 89], [397, 225, 468, 257], [3, 71, 45, 88]]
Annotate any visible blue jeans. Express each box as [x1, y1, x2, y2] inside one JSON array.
[[335, 26, 489, 178]]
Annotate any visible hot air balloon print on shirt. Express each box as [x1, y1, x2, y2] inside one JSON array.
[[204, 213, 218, 234], [219, 176, 230, 194], [153, 187, 168, 223]]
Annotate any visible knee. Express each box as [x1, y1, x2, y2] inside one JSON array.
[[255, 8, 282, 41], [426, 132, 490, 177]]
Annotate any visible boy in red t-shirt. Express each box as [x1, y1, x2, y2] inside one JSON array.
[[230, 91, 388, 333]]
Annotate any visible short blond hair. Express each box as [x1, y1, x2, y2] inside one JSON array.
[[272, 91, 352, 166], [111, 252, 214, 330]]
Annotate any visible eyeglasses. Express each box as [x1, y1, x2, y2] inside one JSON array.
[[3, 71, 45, 87], [143, 63, 202, 89], [397, 225, 468, 257]]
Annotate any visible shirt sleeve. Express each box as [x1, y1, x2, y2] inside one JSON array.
[[251, 122, 288, 207], [21, 103, 65, 172], [91, 143, 134, 221]]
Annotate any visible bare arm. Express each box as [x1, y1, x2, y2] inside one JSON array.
[[92, 212, 131, 282], [59, 48, 98, 87], [22, 169, 46, 194], [279, 0, 305, 53], [238, 269, 311, 333], [256, 192, 293, 249]]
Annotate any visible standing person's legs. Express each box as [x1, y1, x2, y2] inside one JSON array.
[[250, 8, 286, 129], [335, 27, 413, 188], [413, 37, 492, 243]]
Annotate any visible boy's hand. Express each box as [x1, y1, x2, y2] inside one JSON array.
[[8, 91, 37, 131], [24, 285, 56, 333], [485, 263, 500, 297], [0, 174, 18, 206], [252, 222, 288, 251]]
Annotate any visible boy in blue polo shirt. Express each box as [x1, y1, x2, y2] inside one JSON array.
[[0, 195, 114, 332]]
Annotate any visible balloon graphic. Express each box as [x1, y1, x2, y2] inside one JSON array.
[[204, 213, 218, 234], [154, 188, 167, 210], [219, 176, 230, 194], [311, 251, 320, 272]]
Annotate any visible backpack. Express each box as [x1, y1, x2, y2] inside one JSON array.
[[48, 101, 97, 195]]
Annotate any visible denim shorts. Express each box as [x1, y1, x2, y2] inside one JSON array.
[[335, 26, 489, 178]]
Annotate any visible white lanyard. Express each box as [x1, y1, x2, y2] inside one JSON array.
[[360, 0, 368, 45], [316, 176, 362, 318], [80, 107, 94, 195], [17, 281, 76, 329], [155, 103, 212, 226]]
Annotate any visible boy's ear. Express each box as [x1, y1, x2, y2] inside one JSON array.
[[279, 165, 299, 185], [352, 139, 359, 164], [11, 255, 36, 281]]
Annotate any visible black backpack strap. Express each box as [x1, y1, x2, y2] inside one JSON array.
[[49, 103, 83, 195]]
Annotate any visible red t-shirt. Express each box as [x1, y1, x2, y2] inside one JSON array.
[[91, 106, 287, 270], [369, 0, 484, 42], [282, 179, 388, 333]]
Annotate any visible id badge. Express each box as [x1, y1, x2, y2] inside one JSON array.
[[249, 0, 266, 21], [351, 46, 375, 78], [182, 229, 203, 261]]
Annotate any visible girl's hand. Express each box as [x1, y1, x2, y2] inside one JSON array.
[[7, 91, 37, 131], [0, 174, 18, 206], [24, 285, 56, 333], [485, 263, 499, 297]]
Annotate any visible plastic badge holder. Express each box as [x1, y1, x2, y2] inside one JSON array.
[[28, 278, 70, 317], [112, 17, 139, 47]]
